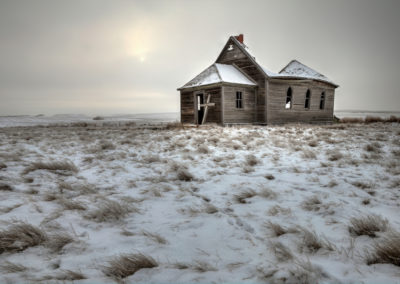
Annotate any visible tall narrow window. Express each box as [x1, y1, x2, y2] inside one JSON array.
[[305, 89, 311, 109], [236, 91, 243, 109], [320, 92, 325, 110], [285, 87, 292, 109]]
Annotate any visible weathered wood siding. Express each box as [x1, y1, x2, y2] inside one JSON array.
[[180, 90, 195, 123], [180, 87, 222, 124], [216, 39, 265, 122], [266, 80, 335, 124], [223, 85, 256, 124]]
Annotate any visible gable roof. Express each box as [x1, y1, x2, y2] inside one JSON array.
[[178, 63, 257, 90], [216, 36, 338, 88]]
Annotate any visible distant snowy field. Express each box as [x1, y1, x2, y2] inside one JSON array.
[[1, 110, 400, 128], [0, 121, 399, 283]]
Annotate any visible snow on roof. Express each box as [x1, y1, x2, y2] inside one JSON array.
[[179, 63, 256, 89], [229, 36, 337, 86], [278, 60, 334, 84]]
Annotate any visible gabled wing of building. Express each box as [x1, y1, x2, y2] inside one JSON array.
[[178, 63, 256, 90]]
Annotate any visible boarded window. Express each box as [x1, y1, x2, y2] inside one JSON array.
[[285, 87, 292, 109], [320, 92, 325, 110], [305, 89, 311, 109], [236, 91, 243, 109]]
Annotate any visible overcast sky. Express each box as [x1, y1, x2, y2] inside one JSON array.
[[0, 0, 399, 115]]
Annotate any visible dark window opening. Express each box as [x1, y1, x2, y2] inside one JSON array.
[[285, 87, 292, 109], [305, 89, 311, 109], [236, 91, 243, 109], [320, 92, 325, 110]]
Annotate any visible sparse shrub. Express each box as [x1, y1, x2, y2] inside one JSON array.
[[308, 140, 318, 147], [351, 181, 374, 189], [0, 183, 13, 191], [99, 140, 115, 150], [0, 162, 6, 170], [245, 154, 259, 166], [364, 142, 382, 153], [93, 116, 104, 120], [266, 221, 298, 237], [85, 199, 134, 223], [234, 189, 256, 204], [0, 222, 47, 253], [366, 231, 400, 266], [348, 214, 388, 237], [165, 121, 182, 130], [327, 150, 343, 161], [23, 161, 79, 175], [102, 253, 158, 279]]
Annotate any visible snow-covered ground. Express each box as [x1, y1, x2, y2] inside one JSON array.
[[0, 122, 399, 283]]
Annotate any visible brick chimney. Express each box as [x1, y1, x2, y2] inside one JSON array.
[[235, 34, 244, 44]]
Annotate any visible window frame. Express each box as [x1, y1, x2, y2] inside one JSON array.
[[320, 91, 326, 110], [285, 87, 293, 109], [304, 89, 311, 109], [236, 91, 243, 109]]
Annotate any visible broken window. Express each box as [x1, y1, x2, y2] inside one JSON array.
[[236, 91, 243, 109], [305, 89, 311, 109], [285, 87, 292, 109], [320, 92, 325, 110]]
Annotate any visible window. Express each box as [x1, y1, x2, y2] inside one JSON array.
[[236, 91, 243, 109], [285, 87, 292, 109], [320, 92, 325, 110], [304, 89, 311, 109]]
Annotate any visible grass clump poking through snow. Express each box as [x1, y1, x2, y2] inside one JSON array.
[[102, 253, 158, 279], [245, 154, 260, 166], [85, 199, 135, 223], [366, 231, 400, 266], [298, 228, 335, 254], [234, 189, 256, 204], [348, 214, 388, 237], [0, 182, 13, 191], [176, 168, 194, 181], [0, 222, 47, 253], [269, 241, 294, 262], [46, 232, 75, 253], [0, 261, 28, 273], [23, 161, 79, 175]]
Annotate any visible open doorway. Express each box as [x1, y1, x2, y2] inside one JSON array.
[[196, 93, 204, 124]]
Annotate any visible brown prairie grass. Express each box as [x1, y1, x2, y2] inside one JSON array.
[[264, 174, 275, 180], [102, 253, 158, 279], [23, 161, 79, 175], [0, 183, 13, 191], [192, 261, 218, 272], [245, 154, 260, 166], [46, 232, 75, 253], [0, 261, 28, 273], [269, 241, 294, 262], [142, 230, 168, 245], [348, 214, 388, 237], [55, 269, 87, 281], [176, 168, 194, 181], [234, 189, 256, 204], [366, 231, 400, 266], [298, 228, 335, 254], [265, 221, 298, 237], [301, 196, 323, 211], [340, 117, 364, 123], [258, 188, 278, 199], [0, 222, 47, 254], [85, 199, 135, 223]]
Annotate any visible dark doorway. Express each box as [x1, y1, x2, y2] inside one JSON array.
[[196, 93, 204, 124]]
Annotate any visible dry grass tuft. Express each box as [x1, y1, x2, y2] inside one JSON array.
[[0, 261, 27, 273], [176, 168, 194, 181], [245, 154, 260, 166], [92, 116, 104, 120], [142, 230, 168, 244], [86, 199, 135, 222], [364, 142, 382, 153], [234, 189, 256, 204], [98, 140, 116, 150], [46, 233, 75, 253], [301, 196, 323, 211], [366, 231, 400, 266], [192, 261, 218, 272], [102, 253, 158, 279], [54, 270, 86, 280], [327, 150, 343, 161], [365, 116, 383, 123], [266, 221, 298, 237], [0, 162, 7, 169], [57, 198, 87, 211], [348, 214, 388, 237], [264, 174, 275, 180], [299, 228, 335, 254], [340, 117, 364, 123], [0, 183, 13, 191], [269, 241, 294, 262], [198, 144, 210, 154], [23, 161, 78, 175], [0, 222, 47, 253], [258, 188, 277, 199]]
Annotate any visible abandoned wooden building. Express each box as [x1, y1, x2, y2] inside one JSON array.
[[177, 34, 339, 125]]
